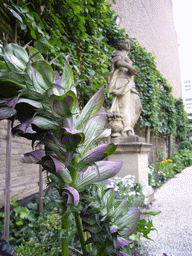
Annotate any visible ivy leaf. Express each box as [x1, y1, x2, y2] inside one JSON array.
[[34, 37, 50, 54]]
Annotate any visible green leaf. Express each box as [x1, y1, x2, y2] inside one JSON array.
[[0, 107, 16, 120], [17, 98, 42, 109], [16, 220, 24, 226], [141, 211, 161, 216], [78, 108, 107, 155], [113, 201, 129, 222], [10, 9, 23, 22], [5, 43, 29, 70], [60, 62, 74, 91], [34, 37, 50, 54], [0, 78, 25, 98], [76, 160, 122, 190], [115, 207, 140, 229], [75, 86, 105, 130], [27, 46, 44, 61], [19, 207, 28, 218], [30, 60, 54, 90], [49, 90, 76, 117], [30, 28, 37, 39], [32, 116, 59, 131]]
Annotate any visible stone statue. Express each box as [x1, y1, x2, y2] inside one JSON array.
[[108, 38, 142, 137]]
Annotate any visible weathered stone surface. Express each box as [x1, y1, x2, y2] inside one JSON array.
[[108, 38, 142, 137]]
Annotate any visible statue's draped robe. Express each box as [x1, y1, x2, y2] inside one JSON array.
[[108, 50, 142, 135]]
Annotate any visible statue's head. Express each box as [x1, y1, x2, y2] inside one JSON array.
[[118, 38, 130, 51]]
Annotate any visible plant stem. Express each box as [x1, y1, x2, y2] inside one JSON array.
[[61, 207, 69, 256], [74, 211, 88, 256]]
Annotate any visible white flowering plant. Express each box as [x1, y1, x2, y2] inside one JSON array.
[[106, 175, 145, 207]]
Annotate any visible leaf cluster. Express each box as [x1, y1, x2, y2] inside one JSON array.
[[3, 0, 189, 141]]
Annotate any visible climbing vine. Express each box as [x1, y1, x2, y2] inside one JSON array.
[[1, 0, 189, 141]]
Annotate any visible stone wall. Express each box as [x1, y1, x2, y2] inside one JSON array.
[[110, 0, 182, 99], [0, 120, 46, 207]]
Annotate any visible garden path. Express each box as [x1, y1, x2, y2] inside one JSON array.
[[133, 166, 192, 256]]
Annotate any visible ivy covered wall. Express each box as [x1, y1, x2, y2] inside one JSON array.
[[1, 0, 189, 143]]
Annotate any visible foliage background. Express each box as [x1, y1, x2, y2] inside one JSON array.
[[2, 0, 189, 142]]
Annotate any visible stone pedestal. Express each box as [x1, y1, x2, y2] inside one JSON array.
[[108, 136, 154, 204]]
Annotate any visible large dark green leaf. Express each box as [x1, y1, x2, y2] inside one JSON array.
[[0, 78, 25, 98]]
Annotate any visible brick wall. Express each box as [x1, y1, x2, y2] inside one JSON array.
[[0, 120, 46, 207], [110, 0, 182, 98]]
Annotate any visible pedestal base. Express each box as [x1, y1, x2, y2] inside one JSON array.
[[108, 139, 154, 204]]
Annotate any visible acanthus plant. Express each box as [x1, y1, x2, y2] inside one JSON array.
[[0, 42, 140, 255]]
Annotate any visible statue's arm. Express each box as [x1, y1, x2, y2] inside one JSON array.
[[115, 59, 136, 76]]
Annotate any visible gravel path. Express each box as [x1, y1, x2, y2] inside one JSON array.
[[133, 166, 192, 256]]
